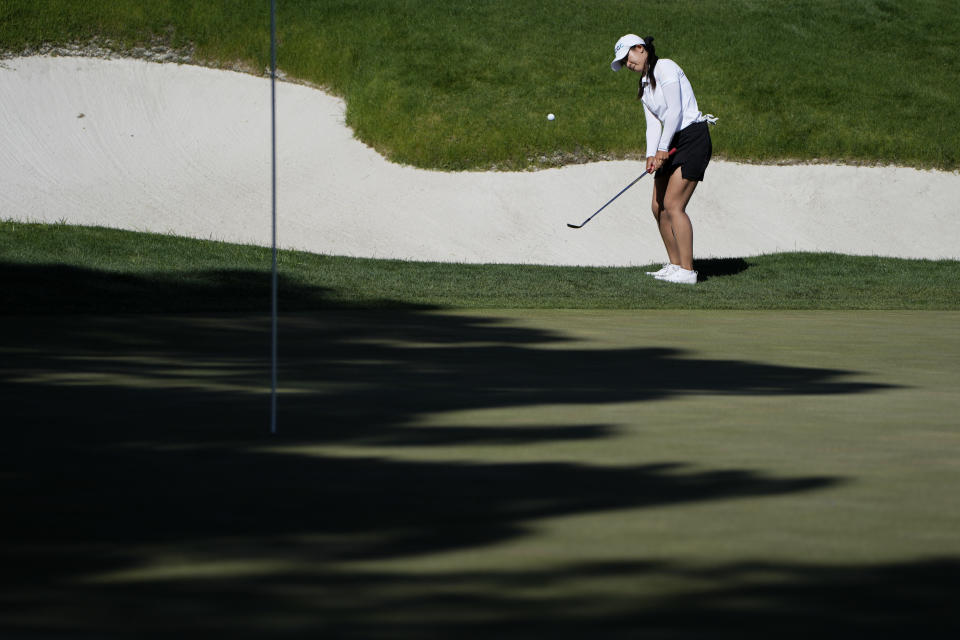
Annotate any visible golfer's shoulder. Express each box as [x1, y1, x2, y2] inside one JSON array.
[[655, 58, 684, 83]]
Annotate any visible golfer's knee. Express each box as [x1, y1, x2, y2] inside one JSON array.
[[663, 202, 685, 221]]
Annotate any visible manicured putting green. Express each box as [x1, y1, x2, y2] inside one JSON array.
[[2, 309, 958, 635]]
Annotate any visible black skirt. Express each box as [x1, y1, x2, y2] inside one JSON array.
[[656, 120, 712, 182]]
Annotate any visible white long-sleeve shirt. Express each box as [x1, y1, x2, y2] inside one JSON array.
[[641, 58, 705, 157]]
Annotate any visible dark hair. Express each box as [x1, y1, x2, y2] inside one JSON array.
[[637, 36, 658, 100]]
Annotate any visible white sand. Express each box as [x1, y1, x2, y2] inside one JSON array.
[[3, 55, 958, 266]]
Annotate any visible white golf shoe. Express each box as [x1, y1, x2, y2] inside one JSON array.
[[656, 267, 698, 284], [646, 264, 679, 277]]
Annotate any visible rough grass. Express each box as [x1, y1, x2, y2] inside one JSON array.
[[2, 0, 959, 170]]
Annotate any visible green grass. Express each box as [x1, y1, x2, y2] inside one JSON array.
[[3, 0, 959, 170], [3, 6, 959, 635], [3, 308, 959, 635], [3, 222, 959, 312]]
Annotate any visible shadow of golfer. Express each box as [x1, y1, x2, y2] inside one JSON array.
[[695, 257, 750, 282]]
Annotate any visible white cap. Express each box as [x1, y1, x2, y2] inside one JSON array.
[[611, 34, 645, 71]]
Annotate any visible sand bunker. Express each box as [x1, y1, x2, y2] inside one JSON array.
[[2, 56, 958, 266]]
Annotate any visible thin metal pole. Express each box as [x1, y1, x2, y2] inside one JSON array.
[[270, 0, 278, 435]]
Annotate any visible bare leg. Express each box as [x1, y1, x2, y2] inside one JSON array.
[[652, 169, 698, 271], [651, 173, 679, 265]]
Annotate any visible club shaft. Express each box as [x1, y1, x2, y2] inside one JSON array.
[[580, 173, 646, 225], [568, 147, 676, 228]]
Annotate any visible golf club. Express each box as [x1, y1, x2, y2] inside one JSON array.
[[567, 147, 676, 229]]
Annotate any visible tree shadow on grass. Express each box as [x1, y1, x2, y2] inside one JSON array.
[[0, 261, 389, 314], [298, 559, 960, 638], [1, 263, 944, 637]]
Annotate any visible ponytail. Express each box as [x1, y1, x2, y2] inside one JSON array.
[[637, 36, 659, 99]]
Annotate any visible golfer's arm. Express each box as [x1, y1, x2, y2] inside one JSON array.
[[643, 102, 661, 159], [657, 80, 683, 152]]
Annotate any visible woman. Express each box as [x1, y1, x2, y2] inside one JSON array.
[[611, 34, 715, 284]]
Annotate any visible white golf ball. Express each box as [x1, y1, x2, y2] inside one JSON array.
[[547, 113, 555, 121]]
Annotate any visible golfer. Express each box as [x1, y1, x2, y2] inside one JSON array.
[[611, 34, 715, 284]]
